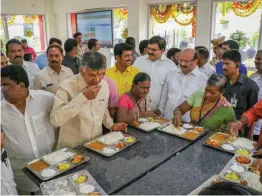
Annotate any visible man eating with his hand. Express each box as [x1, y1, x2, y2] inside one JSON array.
[[50, 52, 127, 149]]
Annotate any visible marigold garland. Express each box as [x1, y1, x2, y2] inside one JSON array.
[[114, 8, 128, 20], [172, 7, 195, 26], [0, 15, 16, 26], [231, 0, 261, 17], [151, 5, 174, 24], [22, 15, 38, 24]]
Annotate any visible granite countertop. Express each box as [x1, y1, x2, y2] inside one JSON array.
[[23, 126, 195, 194], [117, 134, 233, 195]]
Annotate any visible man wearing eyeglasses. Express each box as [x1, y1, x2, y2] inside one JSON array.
[[1, 65, 55, 195], [133, 36, 176, 112], [159, 48, 208, 121], [215, 40, 247, 75]]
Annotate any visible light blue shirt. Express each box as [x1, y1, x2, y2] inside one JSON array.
[[34, 53, 48, 70]]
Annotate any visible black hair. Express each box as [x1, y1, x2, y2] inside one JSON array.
[[222, 40, 240, 50], [114, 43, 133, 57], [197, 48, 210, 59], [1, 64, 29, 88], [198, 182, 261, 195], [195, 46, 208, 51], [73, 32, 82, 39], [125, 37, 136, 48], [139, 40, 149, 54], [81, 52, 106, 70], [167, 48, 181, 59], [21, 39, 27, 43], [87, 39, 98, 50], [133, 72, 151, 85], [46, 45, 63, 55], [64, 38, 78, 53], [207, 74, 227, 92], [6, 39, 22, 53], [222, 50, 242, 65], [149, 36, 166, 50], [49, 37, 62, 46]]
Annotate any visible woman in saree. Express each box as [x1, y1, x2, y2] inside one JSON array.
[[117, 72, 160, 124], [173, 74, 236, 132]]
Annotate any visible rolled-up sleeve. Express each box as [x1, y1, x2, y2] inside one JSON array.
[[50, 88, 89, 127], [242, 100, 262, 127]]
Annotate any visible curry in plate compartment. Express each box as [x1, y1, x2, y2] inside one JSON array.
[[87, 141, 105, 151], [211, 132, 230, 143], [181, 130, 199, 140], [206, 139, 221, 148], [29, 160, 49, 171]]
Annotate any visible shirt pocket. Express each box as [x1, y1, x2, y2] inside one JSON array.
[[236, 96, 245, 109], [32, 112, 47, 135]]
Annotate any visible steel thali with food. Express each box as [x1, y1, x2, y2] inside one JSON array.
[[204, 132, 256, 155], [130, 117, 170, 132], [218, 154, 261, 191], [83, 132, 139, 157], [41, 170, 107, 195], [27, 147, 90, 181], [157, 122, 207, 141]]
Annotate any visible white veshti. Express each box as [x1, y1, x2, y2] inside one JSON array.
[[97, 132, 124, 145]]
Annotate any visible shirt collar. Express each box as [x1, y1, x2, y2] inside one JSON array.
[[2, 90, 35, 107], [113, 65, 131, 73], [46, 65, 65, 76], [65, 54, 76, 61], [145, 54, 167, 62], [227, 74, 246, 85], [176, 66, 199, 76]]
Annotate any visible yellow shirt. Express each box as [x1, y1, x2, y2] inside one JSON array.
[[106, 65, 140, 95], [50, 74, 114, 149]]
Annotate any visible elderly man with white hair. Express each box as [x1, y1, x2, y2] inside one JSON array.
[[159, 48, 208, 121]]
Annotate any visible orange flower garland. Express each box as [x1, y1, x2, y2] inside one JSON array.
[[151, 5, 174, 24], [0, 15, 16, 26], [22, 15, 38, 24], [231, 0, 261, 17]]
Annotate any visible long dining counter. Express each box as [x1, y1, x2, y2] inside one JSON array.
[[117, 134, 233, 195], [23, 126, 202, 194]]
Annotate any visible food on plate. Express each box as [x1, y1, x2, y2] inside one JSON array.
[[249, 160, 261, 175], [115, 141, 126, 149], [221, 143, 235, 151], [132, 121, 140, 128], [206, 139, 221, 148], [79, 184, 95, 194], [29, 160, 49, 171], [139, 122, 160, 131], [147, 117, 154, 122], [41, 179, 77, 195], [240, 179, 248, 186], [162, 124, 187, 135], [194, 127, 204, 132], [138, 118, 148, 123], [181, 130, 199, 140], [236, 156, 251, 164], [74, 175, 88, 184], [97, 132, 124, 145], [211, 179, 224, 184], [211, 132, 230, 143], [236, 149, 249, 156], [88, 192, 101, 196], [43, 149, 75, 165], [57, 163, 71, 170], [87, 141, 105, 151], [153, 117, 169, 124], [71, 154, 84, 163], [124, 136, 135, 143], [230, 164, 245, 173], [232, 138, 255, 150], [224, 171, 240, 181], [102, 147, 117, 154], [182, 123, 194, 129], [41, 168, 56, 178], [242, 172, 262, 191]]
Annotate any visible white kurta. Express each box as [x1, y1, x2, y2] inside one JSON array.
[[133, 55, 177, 110], [1, 90, 55, 192], [1, 149, 18, 195], [159, 67, 208, 121], [198, 62, 216, 78]]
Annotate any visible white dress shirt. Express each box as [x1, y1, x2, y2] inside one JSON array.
[[1, 149, 18, 195], [1, 90, 55, 192], [22, 60, 40, 89], [133, 55, 177, 110], [159, 67, 208, 121], [198, 62, 216, 78], [250, 72, 262, 136]]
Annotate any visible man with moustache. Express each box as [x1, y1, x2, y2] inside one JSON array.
[[34, 45, 74, 94], [133, 36, 176, 111], [159, 48, 207, 121], [222, 50, 258, 138], [6, 39, 40, 89], [50, 52, 128, 148], [106, 43, 140, 95], [249, 50, 262, 141]]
